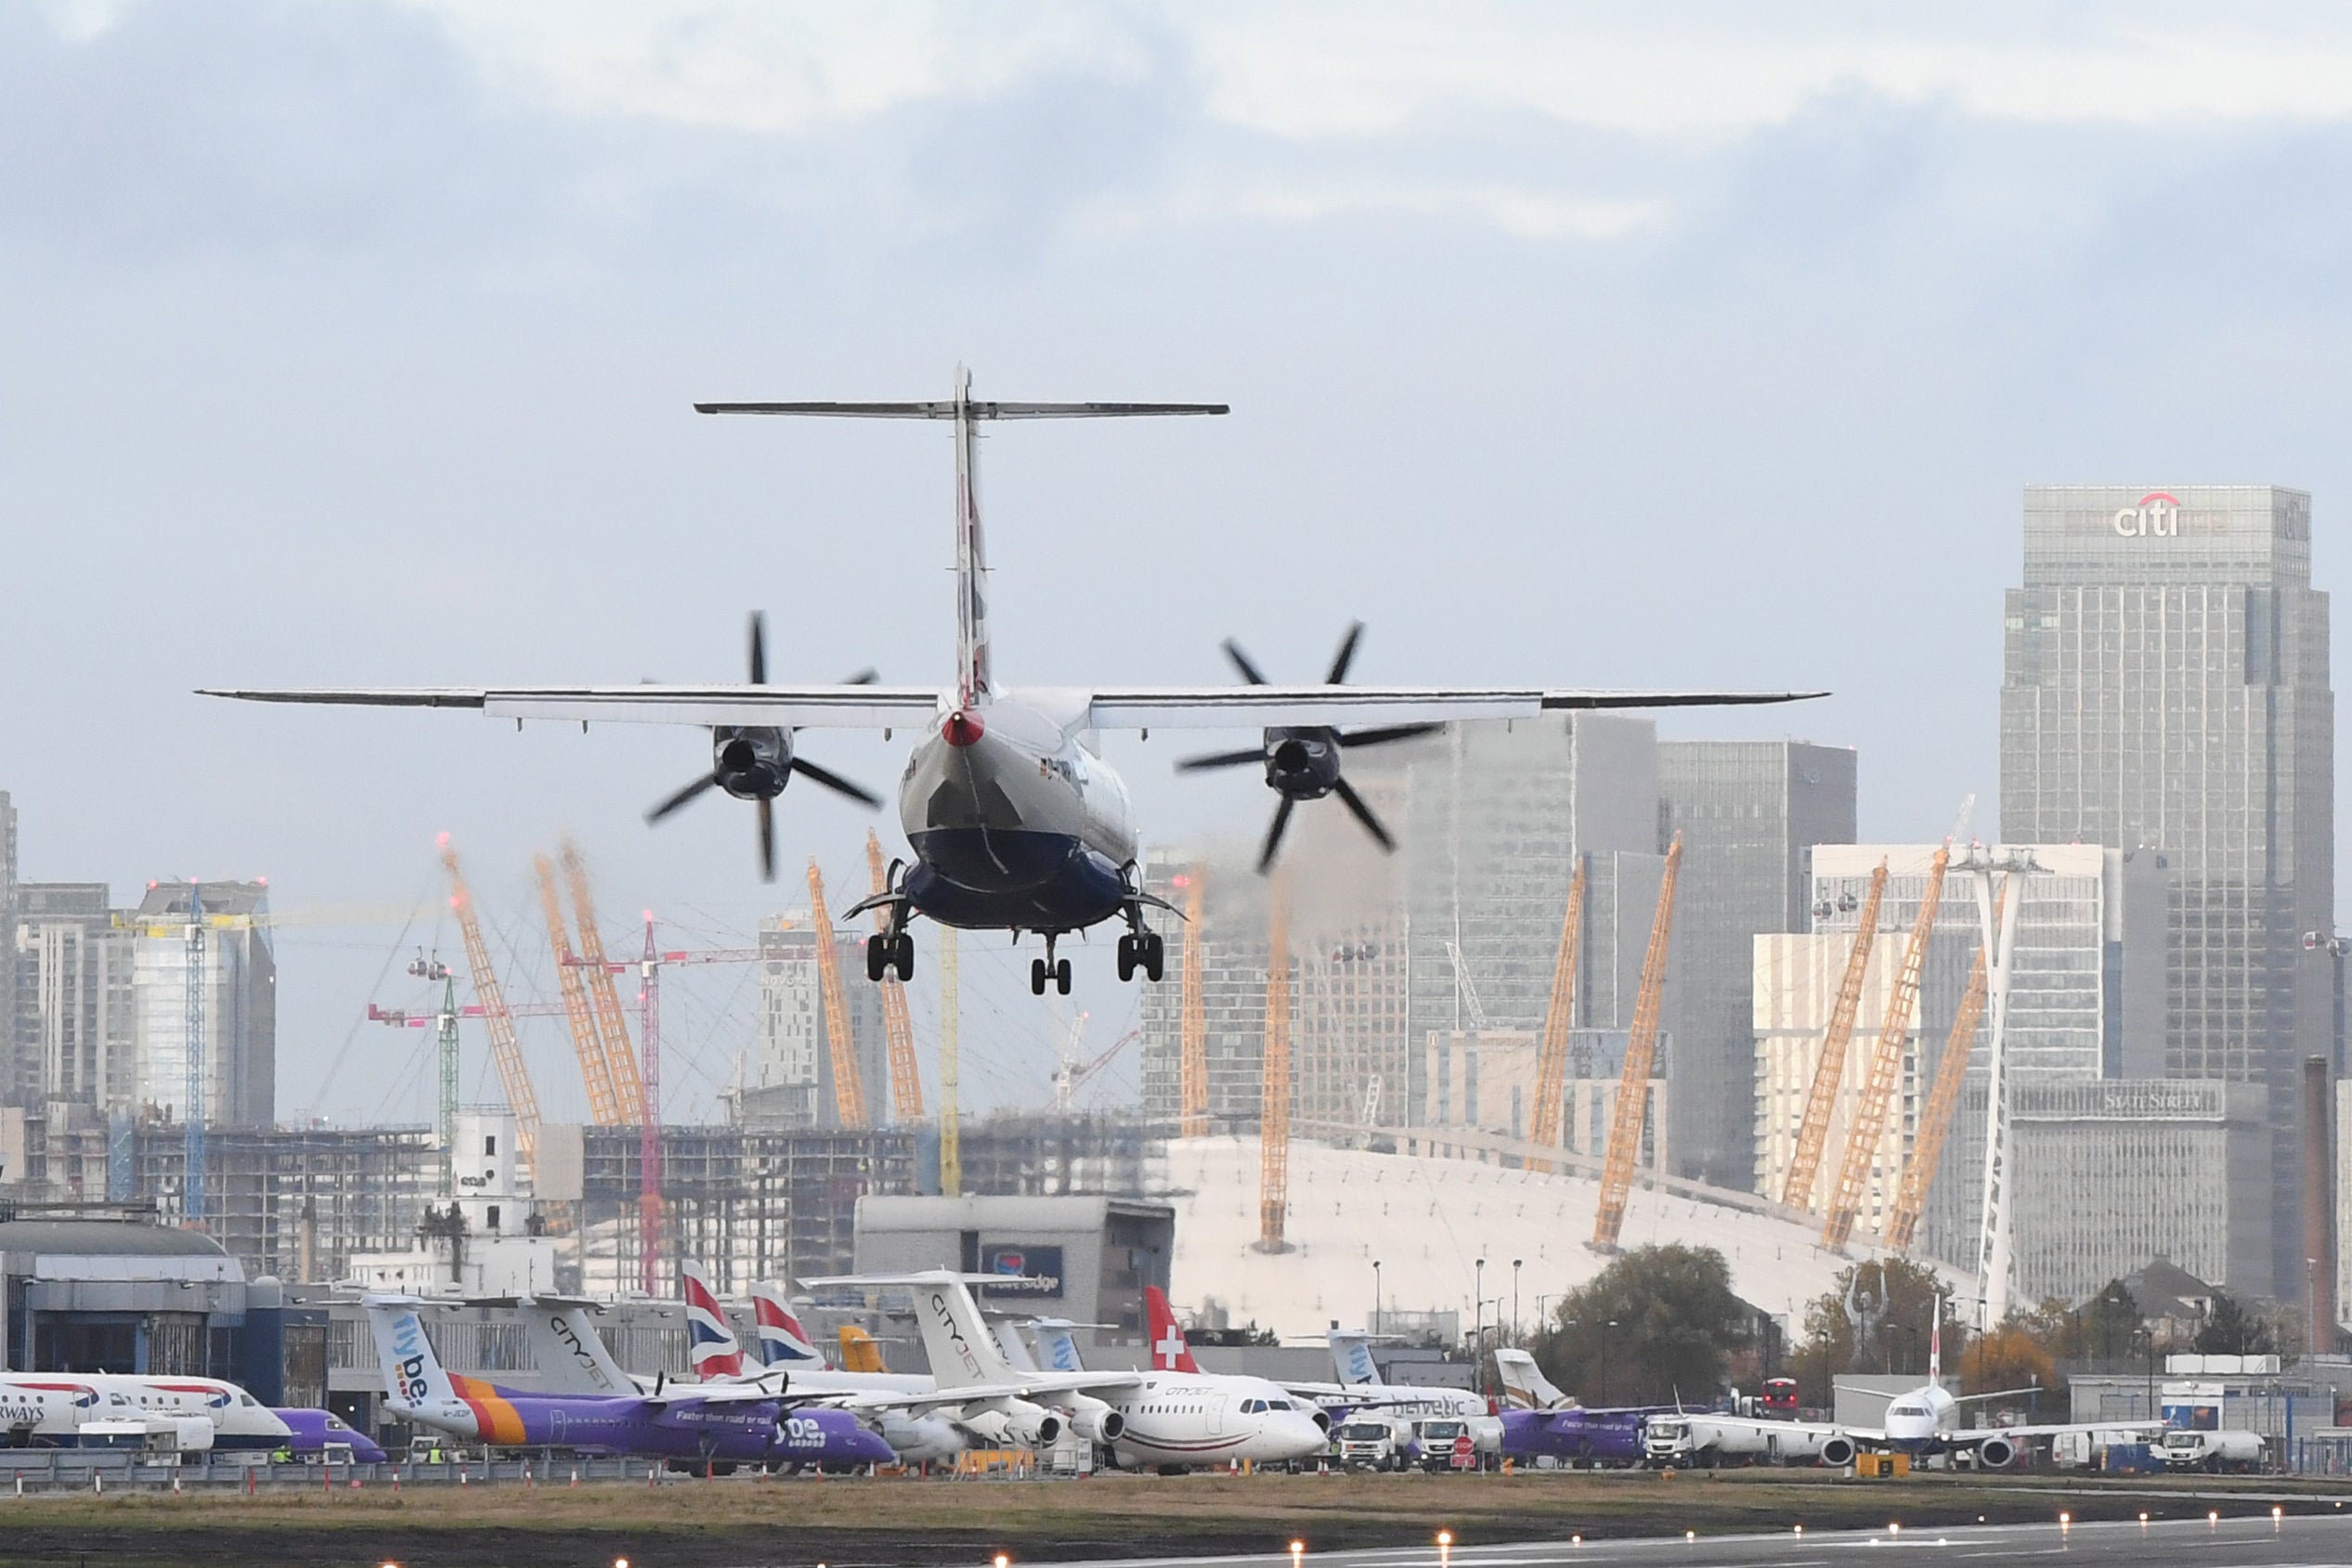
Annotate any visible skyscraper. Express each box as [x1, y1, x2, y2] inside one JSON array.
[[2002, 486, 2333, 1296], [130, 881, 277, 1130], [1659, 741, 1856, 1186]]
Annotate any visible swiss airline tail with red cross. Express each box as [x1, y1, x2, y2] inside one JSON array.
[[1145, 1286, 1202, 1373]]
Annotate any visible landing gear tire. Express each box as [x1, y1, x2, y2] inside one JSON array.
[[892, 931, 915, 980], [1055, 957, 1072, 995], [1032, 957, 1049, 996], [1143, 932, 1165, 982], [868, 930, 916, 982], [866, 934, 889, 983], [1117, 930, 1167, 983]]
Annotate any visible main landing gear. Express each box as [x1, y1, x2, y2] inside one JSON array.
[[1031, 934, 1072, 997]]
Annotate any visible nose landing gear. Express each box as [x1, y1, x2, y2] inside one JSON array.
[[1116, 929, 1164, 983], [855, 858, 916, 982], [1030, 933, 1073, 996]]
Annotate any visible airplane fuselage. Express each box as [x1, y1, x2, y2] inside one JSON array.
[[898, 691, 1139, 936], [392, 1381, 890, 1466], [1104, 1372, 1328, 1468]]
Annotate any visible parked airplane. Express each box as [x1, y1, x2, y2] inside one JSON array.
[[272, 1407, 390, 1462], [0, 1374, 292, 1451], [749, 1281, 824, 1368], [682, 1259, 747, 1379], [204, 368, 1823, 995], [363, 1294, 893, 1470], [813, 1271, 1328, 1470]]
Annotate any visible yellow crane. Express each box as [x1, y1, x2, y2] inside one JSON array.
[[806, 860, 869, 1128], [1821, 846, 1948, 1251], [561, 839, 648, 1125], [1780, 861, 1888, 1211], [865, 831, 926, 1122], [439, 836, 542, 1161], [1528, 860, 1588, 1175], [1592, 835, 1682, 1251], [1178, 863, 1209, 1137], [1885, 883, 2003, 1252], [1257, 872, 1293, 1252], [939, 927, 961, 1197], [534, 854, 624, 1126]]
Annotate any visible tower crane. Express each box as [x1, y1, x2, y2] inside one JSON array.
[[1178, 863, 1208, 1137], [1592, 834, 1681, 1251], [1256, 873, 1293, 1253], [439, 836, 543, 1162], [865, 831, 926, 1122], [1051, 1006, 1093, 1114], [806, 860, 870, 1127], [534, 853, 624, 1125], [1780, 861, 1888, 1212], [1885, 884, 2002, 1252], [562, 840, 649, 1125], [1528, 860, 1588, 1175], [1821, 845, 1947, 1252]]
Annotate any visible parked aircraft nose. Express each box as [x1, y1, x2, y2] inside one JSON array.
[[1271, 1412, 1328, 1461]]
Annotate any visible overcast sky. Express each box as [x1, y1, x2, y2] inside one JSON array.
[[8, 3, 2352, 1127]]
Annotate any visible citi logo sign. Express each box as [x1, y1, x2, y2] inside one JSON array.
[[2112, 493, 2181, 537]]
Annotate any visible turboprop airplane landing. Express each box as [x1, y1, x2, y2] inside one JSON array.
[[204, 367, 1825, 995]]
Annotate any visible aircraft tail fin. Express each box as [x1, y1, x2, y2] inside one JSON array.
[[1145, 1287, 1202, 1373], [363, 1295, 457, 1411], [908, 1275, 1017, 1389], [838, 1325, 889, 1374], [681, 1260, 746, 1380], [994, 1321, 1040, 1373], [1492, 1347, 1572, 1410], [750, 1281, 824, 1369], [1930, 1294, 1943, 1390], [1330, 1329, 1383, 1388], [1030, 1318, 1085, 1373], [519, 1297, 634, 1395]]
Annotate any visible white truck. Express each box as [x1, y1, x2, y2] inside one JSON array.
[[2160, 1428, 2266, 1473], [1331, 1417, 1406, 1471]]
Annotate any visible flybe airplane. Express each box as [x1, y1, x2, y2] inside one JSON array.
[[810, 1271, 1329, 1470], [364, 1294, 892, 1469], [204, 368, 1821, 996]]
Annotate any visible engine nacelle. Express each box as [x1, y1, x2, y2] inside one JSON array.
[[1819, 1434, 1856, 1468], [1057, 1393, 1126, 1445], [961, 1399, 1062, 1450], [877, 1410, 967, 1465], [714, 725, 792, 800], [1262, 727, 1344, 801], [1976, 1434, 2017, 1470]]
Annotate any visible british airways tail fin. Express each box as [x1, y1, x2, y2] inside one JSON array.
[[750, 1281, 824, 1369], [681, 1260, 745, 1379], [695, 368, 1225, 712]]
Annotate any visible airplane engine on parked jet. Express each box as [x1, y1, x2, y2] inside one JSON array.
[[1976, 1435, 2017, 1470], [878, 1410, 967, 1464], [1056, 1394, 1126, 1445], [962, 1400, 1062, 1450], [1819, 1434, 1856, 1468]]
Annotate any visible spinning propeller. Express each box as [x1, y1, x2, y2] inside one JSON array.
[[1177, 621, 1440, 873], [643, 613, 882, 880]]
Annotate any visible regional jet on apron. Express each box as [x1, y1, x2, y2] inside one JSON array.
[[207, 369, 1820, 995]]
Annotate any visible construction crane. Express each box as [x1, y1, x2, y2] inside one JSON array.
[[939, 927, 961, 1197], [1178, 863, 1209, 1137], [1256, 873, 1293, 1252], [1528, 860, 1588, 1175], [534, 854, 624, 1126], [1780, 860, 1889, 1212], [866, 831, 926, 1122], [1821, 846, 1948, 1252], [806, 860, 870, 1128], [1885, 883, 2003, 1252], [562, 840, 649, 1125], [1592, 834, 1682, 1251], [373, 952, 462, 1196], [439, 836, 543, 1163], [1057, 1025, 1142, 1109], [1050, 1006, 1092, 1113]]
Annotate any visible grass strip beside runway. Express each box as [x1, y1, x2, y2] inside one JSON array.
[[3, 1469, 2350, 1568]]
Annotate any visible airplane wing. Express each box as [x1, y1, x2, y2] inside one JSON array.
[[1085, 686, 1828, 731], [1687, 1413, 1877, 1445], [197, 684, 945, 730], [1948, 1419, 2164, 1443], [813, 1371, 1143, 1414]]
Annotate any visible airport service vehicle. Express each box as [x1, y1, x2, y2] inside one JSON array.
[[1761, 1377, 1799, 1417], [207, 367, 1818, 995], [816, 1272, 1327, 1471], [365, 1294, 894, 1470], [1642, 1411, 1837, 1468], [273, 1408, 390, 1463], [2160, 1428, 2266, 1472], [1406, 1418, 1480, 1471], [1332, 1417, 1407, 1471]]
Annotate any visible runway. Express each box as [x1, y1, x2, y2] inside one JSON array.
[[1065, 1513, 2352, 1568]]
